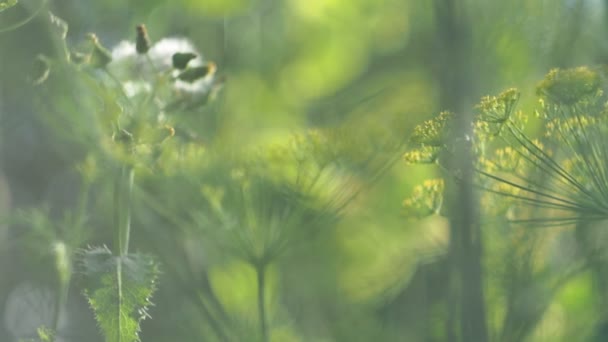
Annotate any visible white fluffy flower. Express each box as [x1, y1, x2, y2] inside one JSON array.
[[107, 37, 213, 97], [148, 38, 204, 70]]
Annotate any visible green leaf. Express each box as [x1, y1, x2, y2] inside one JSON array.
[[80, 246, 159, 342], [87, 33, 113, 68], [0, 0, 17, 13]]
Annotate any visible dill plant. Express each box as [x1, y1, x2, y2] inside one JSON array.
[[404, 65, 608, 340], [134, 120, 404, 341], [475, 67, 608, 225]]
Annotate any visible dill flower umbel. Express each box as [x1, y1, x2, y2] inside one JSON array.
[[474, 66, 608, 226], [403, 179, 444, 218]]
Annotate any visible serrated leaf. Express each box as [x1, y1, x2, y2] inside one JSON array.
[[80, 246, 159, 342], [48, 11, 68, 40], [0, 0, 17, 13]]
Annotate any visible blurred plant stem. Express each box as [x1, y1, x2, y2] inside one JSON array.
[[550, 0, 585, 67], [115, 166, 134, 256], [137, 186, 237, 340], [49, 257, 69, 342], [575, 223, 608, 330], [50, 177, 90, 341], [256, 261, 268, 342], [433, 0, 488, 341]]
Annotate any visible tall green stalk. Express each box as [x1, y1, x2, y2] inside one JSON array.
[[115, 166, 134, 256], [433, 1, 488, 340], [51, 244, 71, 342], [256, 262, 268, 342]]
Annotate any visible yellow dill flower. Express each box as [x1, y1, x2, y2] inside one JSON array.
[[537, 66, 601, 106], [403, 146, 441, 164], [410, 111, 452, 146], [403, 179, 444, 218]]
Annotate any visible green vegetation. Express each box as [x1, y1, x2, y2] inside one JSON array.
[[2, 1, 608, 341]]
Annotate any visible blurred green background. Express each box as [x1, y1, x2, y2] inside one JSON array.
[[1, 0, 608, 341]]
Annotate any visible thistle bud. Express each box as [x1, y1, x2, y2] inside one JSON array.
[[135, 24, 151, 54]]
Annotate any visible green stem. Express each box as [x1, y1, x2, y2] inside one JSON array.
[[115, 166, 134, 256], [116, 257, 124, 342], [104, 69, 131, 103], [50, 279, 69, 342], [133, 52, 167, 116], [256, 262, 268, 342], [144, 53, 159, 74], [433, 0, 488, 340]]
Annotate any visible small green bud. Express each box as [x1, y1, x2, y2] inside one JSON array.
[[176, 62, 216, 83], [172, 52, 197, 70]]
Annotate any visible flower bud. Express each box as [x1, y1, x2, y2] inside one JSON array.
[[136, 24, 151, 54], [176, 62, 217, 83], [172, 52, 197, 70]]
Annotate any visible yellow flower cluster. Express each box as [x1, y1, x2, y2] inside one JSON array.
[[537, 66, 601, 106], [410, 111, 452, 146], [403, 146, 441, 164], [473, 88, 521, 138], [403, 178, 444, 218], [476, 88, 520, 123], [493, 147, 521, 172], [545, 115, 597, 138]]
